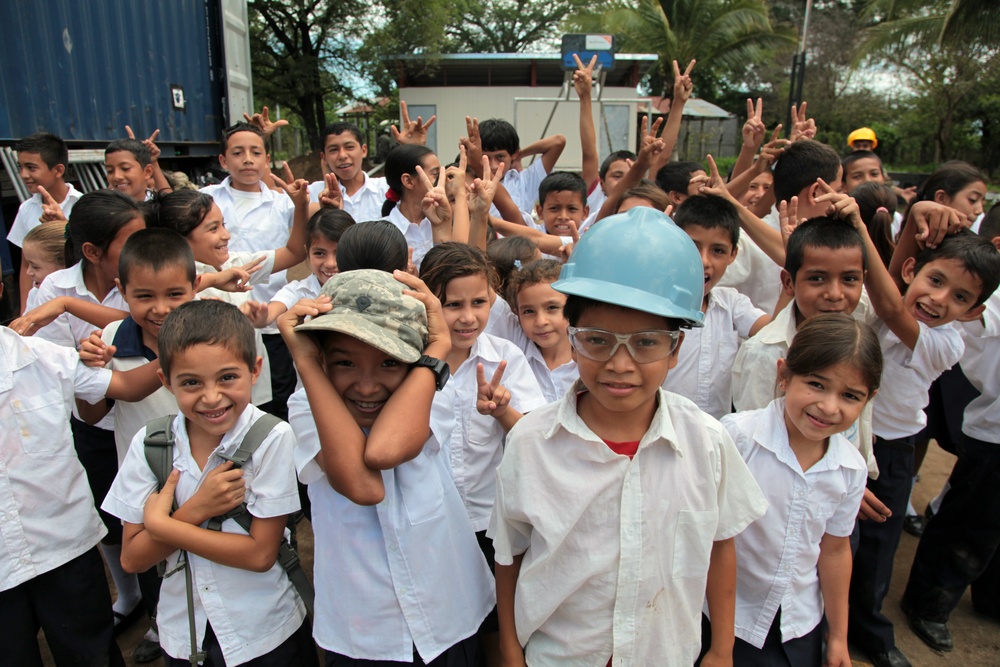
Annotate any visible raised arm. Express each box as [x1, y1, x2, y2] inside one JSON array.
[[653, 59, 696, 176], [126, 126, 171, 194], [731, 98, 766, 181], [595, 117, 665, 221], [518, 134, 566, 175], [270, 163, 312, 272], [573, 54, 600, 189], [10, 297, 127, 337]]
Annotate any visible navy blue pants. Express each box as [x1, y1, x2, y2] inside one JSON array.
[[902, 434, 1000, 622], [847, 437, 914, 655], [163, 619, 316, 666]]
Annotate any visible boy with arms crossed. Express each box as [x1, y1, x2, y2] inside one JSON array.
[[490, 207, 767, 666]]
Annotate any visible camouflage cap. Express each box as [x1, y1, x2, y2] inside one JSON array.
[[294, 269, 428, 363]]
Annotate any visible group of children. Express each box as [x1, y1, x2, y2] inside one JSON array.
[[3, 56, 1000, 667]]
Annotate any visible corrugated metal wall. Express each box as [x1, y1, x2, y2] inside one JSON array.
[[0, 0, 225, 147]]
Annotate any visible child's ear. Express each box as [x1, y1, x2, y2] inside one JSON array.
[[780, 269, 795, 297], [667, 191, 685, 206], [143, 163, 154, 180], [218, 153, 229, 172], [400, 172, 415, 191], [157, 368, 172, 392], [933, 189, 950, 206], [53, 163, 66, 179], [536, 202, 544, 218], [727, 244, 739, 265], [114, 277, 125, 295], [900, 256, 917, 285], [193, 275, 202, 291], [81, 241, 103, 264], [582, 204, 590, 219], [250, 355, 263, 384], [957, 303, 987, 323], [360, 144, 369, 158], [775, 358, 789, 391], [991, 236, 1000, 252]]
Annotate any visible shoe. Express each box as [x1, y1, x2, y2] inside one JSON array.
[[868, 648, 912, 667], [902, 514, 926, 537], [112, 602, 143, 637], [901, 599, 953, 652], [132, 637, 162, 664]]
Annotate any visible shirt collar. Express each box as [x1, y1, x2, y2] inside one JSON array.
[[111, 317, 157, 361], [0, 328, 38, 392], [172, 404, 261, 467], [50, 262, 120, 302], [220, 176, 275, 201], [756, 298, 797, 344], [754, 398, 866, 475], [545, 381, 684, 455]]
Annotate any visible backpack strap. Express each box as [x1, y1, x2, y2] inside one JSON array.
[[205, 413, 315, 620]]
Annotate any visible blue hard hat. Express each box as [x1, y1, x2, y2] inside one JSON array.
[[552, 207, 705, 327]]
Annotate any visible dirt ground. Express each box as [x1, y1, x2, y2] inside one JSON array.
[[39, 443, 999, 666]]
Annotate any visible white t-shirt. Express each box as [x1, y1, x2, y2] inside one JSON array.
[[502, 158, 548, 216], [103, 407, 305, 665], [384, 206, 436, 270], [722, 399, 866, 647], [289, 388, 494, 662], [959, 290, 1000, 443], [0, 328, 112, 592], [489, 385, 768, 666], [430, 334, 545, 531], [308, 173, 389, 223], [7, 184, 83, 248], [663, 287, 765, 419]]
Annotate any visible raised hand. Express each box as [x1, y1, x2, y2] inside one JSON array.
[[10, 299, 67, 336], [393, 270, 449, 354], [271, 162, 309, 208], [239, 300, 269, 328], [672, 59, 696, 103], [126, 125, 162, 162], [757, 125, 789, 173], [476, 361, 512, 418], [554, 221, 579, 264], [460, 116, 484, 177], [416, 163, 452, 230], [789, 102, 816, 142], [696, 154, 737, 205], [470, 156, 505, 219], [36, 185, 67, 222], [908, 201, 966, 249], [742, 98, 766, 151], [392, 100, 436, 146], [814, 178, 862, 229], [319, 172, 343, 209], [640, 115, 666, 148], [277, 296, 333, 364], [242, 106, 289, 137], [445, 145, 469, 204], [572, 53, 598, 98]]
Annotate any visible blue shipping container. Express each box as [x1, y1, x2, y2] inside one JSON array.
[[0, 0, 232, 151]]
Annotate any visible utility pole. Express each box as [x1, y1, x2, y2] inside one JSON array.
[[786, 0, 814, 136]]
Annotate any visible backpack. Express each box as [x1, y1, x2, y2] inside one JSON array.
[[143, 414, 314, 665]]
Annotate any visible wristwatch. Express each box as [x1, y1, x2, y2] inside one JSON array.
[[413, 355, 450, 390]]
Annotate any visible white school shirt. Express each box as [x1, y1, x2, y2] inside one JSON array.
[[663, 287, 765, 419], [431, 334, 545, 531], [288, 388, 494, 662], [0, 328, 112, 591], [522, 340, 578, 404], [580, 183, 607, 233], [384, 205, 436, 270], [33, 262, 127, 430], [959, 290, 1000, 443], [485, 294, 530, 348], [489, 385, 768, 666], [308, 173, 389, 223], [270, 273, 322, 310], [202, 177, 295, 313], [502, 158, 547, 216], [871, 321, 964, 440], [732, 298, 878, 477], [721, 400, 867, 647], [102, 406, 304, 666], [100, 318, 179, 466], [716, 207, 784, 314], [6, 184, 83, 248]]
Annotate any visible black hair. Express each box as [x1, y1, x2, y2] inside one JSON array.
[[419, 242, 498, 302], [850, 182, 896, 268], [381, 144, 434, 217], [538, 172, 587, 209], [784, 217, 867, 280], [320, 121, 364, 148], [65, 190, 144, 267], [672, 194, 741, 248], [16, 132, 69, 169], [772, 140, 841, 203], [784, 313, 883, 396], [105, 139, 151, 167], [144, 190, 214, 238], [979, 202, 1000, 242], [158, 300, 258, 379], [912, 230, 1000, 308], [118, 228, 196, 288], [655, 161, 704, 195], [599, 150, 637, 181], [479, 118, 520, 155], [487, 236, 539, 297], [221, 121, 266, 153], [307, 209, 356, 248], [841, 150, 883, 175], [562, 294, 681, 330], [335, 220, 408, 273]]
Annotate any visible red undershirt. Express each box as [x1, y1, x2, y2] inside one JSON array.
[[602, 439, 639, 667]]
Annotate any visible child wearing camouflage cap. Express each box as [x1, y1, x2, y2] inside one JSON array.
[[279, 269, 495, 664]]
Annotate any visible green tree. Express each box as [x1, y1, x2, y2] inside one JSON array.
[[444, 0, 593, 53], [571, 0, 796, 102]]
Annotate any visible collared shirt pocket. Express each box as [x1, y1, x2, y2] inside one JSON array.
[[12, 389, 74, 456], [397, 457, 445, 525], [672, 509, 719, 579]]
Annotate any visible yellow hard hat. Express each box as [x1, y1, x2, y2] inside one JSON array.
[[847, 127, 878, 149]]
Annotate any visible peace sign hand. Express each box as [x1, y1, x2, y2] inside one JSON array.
[[742, 98, 766, 150], [572, 53, 598, 98], [672, 59, 696, 103], [392, 100, 436, 146], [37, 185, 67, 222], [477, 361, 512, 418]]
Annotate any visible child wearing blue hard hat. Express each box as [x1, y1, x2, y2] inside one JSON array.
[[488, 206, 768, 666]]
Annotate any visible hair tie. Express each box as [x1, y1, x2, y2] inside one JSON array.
[[876, 206, 889, 215], [386, 187, 400, 203]]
